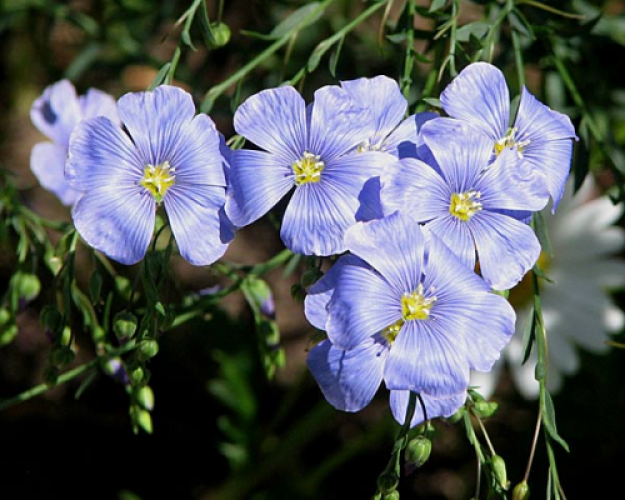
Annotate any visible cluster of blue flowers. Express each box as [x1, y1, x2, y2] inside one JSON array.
[[30, 62, 577, 427]]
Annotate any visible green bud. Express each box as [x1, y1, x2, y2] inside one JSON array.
[[468, 388, 485, 402], [446, 406, 465, 424], [491, 455, 509, 490], [60, 326, 72, 346], [46, 255, 63, 276], [115, 276, 132, 301], [382, 491, 400, 500], [512, 481, 530, 500], [40, 305, 62, 335], [209, 22, 231, 47], [129, 366, 145, 385], [135, 385, 155, 411], [89, 270, 103, 304], [377, 471, 398, 494], [137, 339, 159, 361], [16, 273, 41, 302], [0, 324, 18, 346], [134, 407, 153, 434], [91, 325, 105, 344], [51, 346, 75, 368], [113, 311, 138, 340], [0, 308, 12, 326], [472, 400, 498, 418], [405, 435, 432, 468]]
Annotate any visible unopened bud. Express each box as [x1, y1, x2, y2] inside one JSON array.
[[210, 22, 231, 47], [135, 385, 155, 411], [0, 308, 12, 326], [491, 455, 509, 490], [405, 435, 432, 468], [113, 311, 138, 340], [377, 471, 398, 494], [472, 400, 498, 418], [40, 305, 62, 336], [446, 406, 465, 424], [51, 346, 75, 368], [129, 366, 145, 385], [16, 273, 41, 302], [131, 406, 153, 434], [512, 481, 530, 500], [0, 324, 18, 346], [137, 339, 159, 360], [382, 491, 400, 500]]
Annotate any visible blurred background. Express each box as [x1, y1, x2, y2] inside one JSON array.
[[1, 0, 625, 499]]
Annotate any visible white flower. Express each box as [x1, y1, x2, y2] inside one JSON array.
[[472, 176, 625, 399]]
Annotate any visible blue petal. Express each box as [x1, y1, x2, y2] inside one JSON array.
[[515, 88, 577, 210], [340, 75, 407, 149], [30, 80, 81, 146], [280, 152, 390, 255], [421, 118, 493, 191], [307, 338, 387, 412], [225, 149, 294, 227], [440, 62, 510, 140], [471, 211, 541, 290], [234, 85, 306, 162], [380, 157, 450, 222], [384, 320, 470, 396], [355, 176, 384, 222], [344, 211, 425, 293], [308, 85, 374, 161], [304, 254, 366, 330], [424, 216, 477, 270], [30, 142, 79, 206], [165, 184, 231, 265], [117, 85, 197, 166], [78, 88, 119, 123], [326, 261, 400, 350], [72, 187, 155, 265], [388, 111, 439, 159], [422, 232, 515, 371], [390, 390, 466, 427], [66, 116, 144, 192]]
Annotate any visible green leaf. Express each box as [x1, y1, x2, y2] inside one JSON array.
[[270, 2, 324, 39], [520, 307, 536, 365], [148, 62, 172, 90], [456, 21, 490, 43], [541, 390, 570, 452], [328, 34, 345, 77], [421, 97, 442, 108], [429, 0, 447, 13], [307, 38, 335, 72]]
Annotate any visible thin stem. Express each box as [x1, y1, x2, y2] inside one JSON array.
[[523, 406, 542, 482]]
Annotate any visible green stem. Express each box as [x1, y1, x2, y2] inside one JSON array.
[[517, 0, 584, 20]]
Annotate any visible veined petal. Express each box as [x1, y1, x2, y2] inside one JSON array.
[[341, 75, 407, 148], [424, 215, 477, 271], [72, 187, 154, 265], [309, 85, 374, 161], [30, 142, 79, 206], [79, 88, 119, 123], [307, 338, 387, 412], [225, 149, 294, 227], [388, 111, 439, 159], [380, 157, 450, 222], [471, 211, 541, 290], [344, 211, 424, 293], [165, 184, 231, 265], [326, 262, 401, 350], [117, 85, 196, 166], [440, 62, 510, 140], [234, 85, 306, 161], [384, 320, 470, 396], [421, 118, 493, 190], [66, 116, 143, 192], [31, 80, 81, 146], [304, 254, 366, 331], [390, 390, 466, 427]]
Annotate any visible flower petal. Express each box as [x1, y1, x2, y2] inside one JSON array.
[[234, 85, 306, 161], [387, 111, 439, 159], [440, 62, 510, 140], [79, 88, 119, 123], [225, 149, 294, 227], [424, 216, 477, 270], [72, 187, 154, 265], [165, 185, 231, 265], [471, 211, 541, 290], [31, 80, 81, 146], [30, 142, 79, 206], [390, 390, 466, 427], [344, 211, 425, 293], [307, 338, 387, 412], [116, 85, 196, 166], [325, 261, 400, 350]]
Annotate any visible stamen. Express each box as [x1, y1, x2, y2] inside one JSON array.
[[381, 319, 404, 345], [401, 284, 437, 321], [292, 152, 325, 185], [495, 127, 531, 157], [449, 190, 482, 221], [141, 161, 175, 203]]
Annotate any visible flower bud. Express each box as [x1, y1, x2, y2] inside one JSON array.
[[131, 406, 153, 434], [512, 481, 530, 500], [0, 324, 18, 346], [382, 491, 400, 500], [405, 435, 432, 468], [40, 305, 62, 337], [137, 339, 159, 360], [15, 273, 41, 302], [377, 471, 398, 494], [210, 22, 231, 48], [491, 455, 509, 490], [446, 406, 465, 424], [129, 366, 145, 385], [135, 385, 155, 411], [113, 311, 138, 340], [103, 357, 128, 384], [51, 346, 75, 368], [0, 308, 12, 326], [472, 400, 498, 418]]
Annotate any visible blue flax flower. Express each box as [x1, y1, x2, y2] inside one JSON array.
[[225, 85, 394, 256], [381, 118, 546, 290], [67, 85, 232, 265], [30, 80, 118, 205], [305, 212, 515, 424], [440, 62, 578, 210]]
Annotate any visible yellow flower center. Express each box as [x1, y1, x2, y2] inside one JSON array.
[[450, 190, 482, 221], [494, 127, 531, 157], [401, 284, 437, 321], [381, 319, 404, 345], [141, 161, 175, 203], [356, 138, 383, 153], [292, 152, 324, 185]]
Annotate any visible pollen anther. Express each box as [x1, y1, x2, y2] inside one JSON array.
[[450, 190, 482, 221], [141, 160, 175, 203], [401, 284, 437, 321], [292, 152, 325, 185]]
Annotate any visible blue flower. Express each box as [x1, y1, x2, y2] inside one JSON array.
[[305, 211, 515, 423], [30, 80, 118, 205], [67, 85, 233, 265], [381, 118, 546, 290], [440, 62, 578, 210], [225, 84, 394, 256]]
